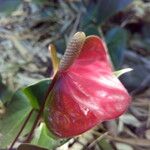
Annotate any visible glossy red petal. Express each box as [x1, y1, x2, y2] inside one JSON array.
[[44, 36, 131, 138]]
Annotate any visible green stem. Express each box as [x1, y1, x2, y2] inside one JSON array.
[[24, 73, 59, 143], [8, 109, 34, 150]]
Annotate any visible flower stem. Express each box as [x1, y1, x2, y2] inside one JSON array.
[[24, 73, 59, 143], [8, 109, 34, 150]]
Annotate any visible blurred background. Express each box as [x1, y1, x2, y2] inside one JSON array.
[[0, 0, 150, 150]]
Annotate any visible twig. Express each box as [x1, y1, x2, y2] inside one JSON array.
[[0, 33, 33, 62], [88, 132, 108, 148], [93, 131, 150, 147], [107, 135, 150, 147], [146, 103, 150, 127], [9, 35, 33, 62], [124, 50, 150, 71]]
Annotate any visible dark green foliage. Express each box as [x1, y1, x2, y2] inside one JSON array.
[[0, 0, 21, 14], [106, 27, 128, 69]]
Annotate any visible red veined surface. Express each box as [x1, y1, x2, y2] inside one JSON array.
[[44, 36, 131, 138]]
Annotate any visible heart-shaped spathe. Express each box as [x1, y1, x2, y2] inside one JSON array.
[[44, 34, 131, 138]]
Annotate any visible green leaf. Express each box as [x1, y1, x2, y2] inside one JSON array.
[[0, 78, 52, 148], [114, 68, 133, 78], [80, 0, 133, 26], [84, 24, 100, 36], [32, 0, 48, 5], [0, 91, 33, 149], [21, 78, 51, 110], [31, 122, 67, 150], [106, 27, 128, 69], [0, 0, 21, 14], [95, 0, 133, 24]]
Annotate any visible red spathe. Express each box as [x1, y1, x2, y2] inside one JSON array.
[[44, 36, 131, 138]]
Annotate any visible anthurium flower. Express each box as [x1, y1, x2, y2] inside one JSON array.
[[44, 32, 131, 138]]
